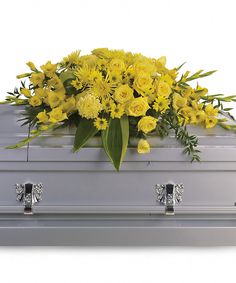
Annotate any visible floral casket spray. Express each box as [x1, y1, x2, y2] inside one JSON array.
[[0, 48, 236, 245]]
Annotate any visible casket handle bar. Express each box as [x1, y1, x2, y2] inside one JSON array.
[[155, 183, 184, 215], [15, 183, 43, 215]]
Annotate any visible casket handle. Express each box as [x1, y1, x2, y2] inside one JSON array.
[[155, 183, 184, 215], [15, 183, 43, 215]]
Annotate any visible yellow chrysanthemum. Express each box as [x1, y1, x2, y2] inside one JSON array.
[[137, 139, 150, 154], [71, 78, 83, 90], [91, 79, 112, 98], [137, 116, 157, 134], [74, 65, 91, 83], [48, 107, 68, 123], [40, 61, 57, 77], [127, 97, 150, 117], [114, 84, 134, 104], [62, 50, 81, 66], [110, 103, 125, 119], [37, 110, 49, 123], [77, 94, 103, 119], [102, 98, 114, 113], [153, 96, 170, 113], [30, 72, 45, 87], [94, 117, 108, 130], [29, 95, 42, 107], [20, 88, 31, 98]]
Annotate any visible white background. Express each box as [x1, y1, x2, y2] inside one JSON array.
[[0, 0, 236, 282]]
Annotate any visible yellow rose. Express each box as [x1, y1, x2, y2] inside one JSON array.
[[114, 84, 134, 104], [109, 59, 126, 73], [48, 107, 68, 123], [47, 90, 66, 108], [133, 72, 153, 94], [138, 116, 157, 134], [20, 88, 31, 98], [30, 72, 45, 87], [37, 110, 49, 123], [137, 139, 150, 154], [29, 95, 42, 107], [127, 97, 150, 117], [157, 81, 172, 97]]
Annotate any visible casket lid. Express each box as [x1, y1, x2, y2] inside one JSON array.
[[1, 104, 236, 162]]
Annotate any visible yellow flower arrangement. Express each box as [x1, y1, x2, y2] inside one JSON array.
[[1, 48, 236, 170]]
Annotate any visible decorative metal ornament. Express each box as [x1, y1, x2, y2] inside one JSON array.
[[15, 183, 43, 215], [155, 183, 184, 215]]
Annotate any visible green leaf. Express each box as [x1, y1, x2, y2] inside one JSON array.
[[102, 116, 129, 171], [73, 118, 98, 152], [59, 71, 76, 83]]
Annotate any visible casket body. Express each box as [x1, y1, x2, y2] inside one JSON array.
[[0, 105, 236, 246]]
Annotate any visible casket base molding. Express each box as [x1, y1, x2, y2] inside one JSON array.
[[0, 214, 236, 246]]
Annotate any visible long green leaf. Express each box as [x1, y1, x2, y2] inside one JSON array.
[[102, 116, 129, 171], [74, 118, 98, 152]]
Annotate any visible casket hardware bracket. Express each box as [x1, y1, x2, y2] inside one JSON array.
[[155, 183, 184, 215], [15, 183, 43, 215]]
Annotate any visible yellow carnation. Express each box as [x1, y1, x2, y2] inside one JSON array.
[[127, 97, 150, 117], [114, 84, 134, 104], [138, 116, 157, 134], [47, 90, 66, 108], [30, 72, 45, 87], [133, 72, 153, 94], [48, 107, 68, 123], [137, 139, 150, 154], [29, 95, 42, 107], [37, 110, 49, 123], [40, 61, 57, 77], [20, 88, 31, 98], [77, 94, 103, 119]]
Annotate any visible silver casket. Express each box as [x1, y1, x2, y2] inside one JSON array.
[[0, 104, 236, 246]]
